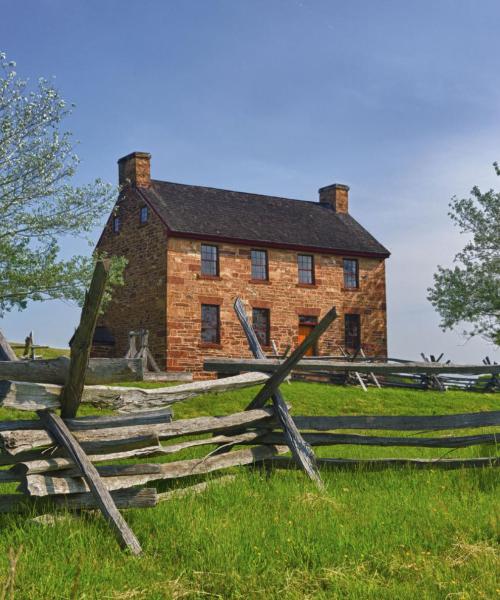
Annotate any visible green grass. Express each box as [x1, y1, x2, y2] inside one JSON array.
[[9, 343, 70, 360], [0, 383, 498, 599]]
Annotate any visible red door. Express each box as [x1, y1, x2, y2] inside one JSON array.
[[298, 315, 318, 356]]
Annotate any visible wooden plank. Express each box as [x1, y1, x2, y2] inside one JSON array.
[[204, 358, 500, 376], [61, 260, 110, 418], [265, 456, 500, 471], [37, 411, 142, 554], [0, 329, 18, 361], [23, 444, 287, 496], [0, 407, 277, 454], [233, 298, 323, 489], [0, 407, 172, 432], [250, 431, 499, 448], [0, 488, 158, 513], [247, 304, 337, 409], [0, 371, 268, 412], [0, 356, 144, 385], [12, 430, 270, 475], [292, 411, 500, 431]]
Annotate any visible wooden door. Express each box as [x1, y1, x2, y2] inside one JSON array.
[[298, 324, 315, 356], [298, 315, 318, 356]]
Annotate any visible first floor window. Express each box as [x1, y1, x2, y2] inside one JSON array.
[[140, 205, 149, 224], [251, 249, 268, 280], [252, 308, 270, 346], [201, 244, 219, 276], [113, 215, 121, 233], [298, 254, 314, 284], [344, 314, 361, 350], [343, 258, 358, 289], [201, 304, 220, 343]]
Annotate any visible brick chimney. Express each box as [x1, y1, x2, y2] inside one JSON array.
[[318, 183, 349, 213], [118, 152, 151, 187]]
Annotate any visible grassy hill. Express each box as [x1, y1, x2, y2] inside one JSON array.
[[0, 382, 498, 599], [8, 342, 70, 360]]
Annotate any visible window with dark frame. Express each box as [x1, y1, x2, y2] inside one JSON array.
[[201, 304, 220, 343], [252, 308, 270, 346], [251, 249, 268, 280], [201, 244, 219, 276], [140, 205, 149, 224], [344, 314, 361, 350], [297, 254, 314, 284], [112, 216, 120, 233], [343, 258, 359, 289]]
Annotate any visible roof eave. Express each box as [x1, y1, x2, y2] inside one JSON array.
[[166, 230, 390, 259]]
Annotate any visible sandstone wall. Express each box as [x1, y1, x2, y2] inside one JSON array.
[[166, 238, 387, 377]]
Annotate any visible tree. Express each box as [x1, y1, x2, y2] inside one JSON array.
[[427, 167, 500, 346], [0, 52, 124, 316]]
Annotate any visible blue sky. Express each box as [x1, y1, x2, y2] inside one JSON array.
[[1, 0, 499, 362]]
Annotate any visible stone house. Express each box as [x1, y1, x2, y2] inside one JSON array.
[[93, 152, 390, 376]]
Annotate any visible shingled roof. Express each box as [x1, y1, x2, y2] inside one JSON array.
[[136, 180, 390, 258]]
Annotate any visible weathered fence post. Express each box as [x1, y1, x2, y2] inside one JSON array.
[[38, 410, 142, 554], [60, 260, 110, 418], [234, 297, 326, 489]]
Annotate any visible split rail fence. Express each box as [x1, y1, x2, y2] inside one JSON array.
[[0, 262, 498, 554]]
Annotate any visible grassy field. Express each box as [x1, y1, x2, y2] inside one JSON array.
[[9, 343, 70, 360], [0, 382, 498, 599]]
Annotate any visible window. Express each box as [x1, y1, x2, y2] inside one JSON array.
[[251, 249, 268, 280], [113, 216, 121, 233], [345, 314, 361, 350], [343, 259, 358, 289], [298, 254, 314, 284], [140, 205, 149, 224], [252, 308, 270, 346], [201, 244, 219, 276], [201, 304, 220, 343]]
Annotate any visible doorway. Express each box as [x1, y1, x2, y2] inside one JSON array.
[[298, 315, 318, 356]]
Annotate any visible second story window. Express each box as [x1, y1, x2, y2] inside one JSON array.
[[113, 216, 121, 233], [343, 258, 359, 289], [252, 308, 270, 346], [140, 205, 149, 224], [251, 249, 268, 280], [201, 304, 220, 343], [201, 244, 219, 276], [297, 254, 314, 284]]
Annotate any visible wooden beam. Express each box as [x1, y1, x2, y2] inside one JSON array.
[[292, 411, 500, 431], [0, 371, 269, 412], [250, 431, 499, 448], [37, 411, 142, 554], [23, 444, 287, 496], [0, 356, 144, 385], [0, 406, 278, 454], [61, 260, 110, 418], [0, 406, 172, 432], [204, 358, 500, 376], [248, 304, 337, 409], [234, 298, 323, 489]]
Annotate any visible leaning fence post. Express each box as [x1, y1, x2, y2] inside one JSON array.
[[60, 259, 110, 419], [233, 297, 325, 489], [247, 304, 337, 409]]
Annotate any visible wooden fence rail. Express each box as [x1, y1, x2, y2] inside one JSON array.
[[204, 358, 500, 376]]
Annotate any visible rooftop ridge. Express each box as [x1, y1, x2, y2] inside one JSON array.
[[151, 179, 322, 207]]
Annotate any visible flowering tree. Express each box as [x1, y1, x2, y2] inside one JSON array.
[[0, 52, 124, 316], [428, 169, 500, 346]]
